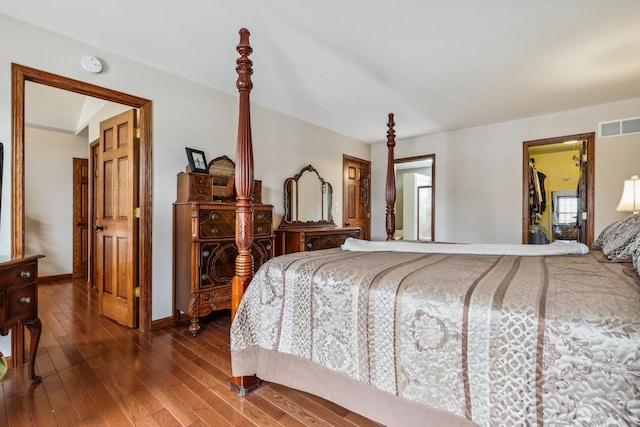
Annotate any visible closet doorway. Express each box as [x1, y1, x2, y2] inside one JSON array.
[[522, 133, 595, 246]]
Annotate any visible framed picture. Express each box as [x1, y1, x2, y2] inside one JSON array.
[[185, 147, 208, 173]]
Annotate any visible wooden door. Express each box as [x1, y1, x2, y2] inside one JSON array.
[[96, 109, 139, 327], [72, 158, 89, 279], [89, 140, 99, 289], [343, 155, 371, 240]]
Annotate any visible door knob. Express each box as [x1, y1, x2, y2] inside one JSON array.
[[95, 225, 104, 231], [345, 222, 351, 226], [75, 222, 81, 226]]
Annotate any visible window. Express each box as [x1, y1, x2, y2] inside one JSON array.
[[552, 191, 579, 225]]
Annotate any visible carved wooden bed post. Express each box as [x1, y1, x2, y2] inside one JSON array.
[[385, 113, 396, 240], [230, 28, 260, 395]]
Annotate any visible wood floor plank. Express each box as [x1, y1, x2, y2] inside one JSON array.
[[6, 395, 34, 427], [51, 403, 82, 426], [183, 376, 259, 427], [144, 380, 202, 426], [0, 280, 381, 427], [58, 365, 100, 420], [24, 381, 58, 426], [254, 385, 334, 427], [0, 379, 7, 422], [85, 382, 133, 426], [243, 389, 288, 422], [265, 383, 359, 427], [42, 371, 73, 410]]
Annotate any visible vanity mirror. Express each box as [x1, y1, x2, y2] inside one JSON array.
[[275, 165, 360, 256], [279, 164, 334, 228]]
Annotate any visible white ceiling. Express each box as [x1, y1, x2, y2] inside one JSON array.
[[3, 1, 640, 143]]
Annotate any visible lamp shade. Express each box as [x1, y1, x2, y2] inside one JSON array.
[[615, 175, 640, 214]]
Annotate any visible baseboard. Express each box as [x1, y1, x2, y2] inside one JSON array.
[[150, 316, 175, 330], [37, 273, 73, 284]]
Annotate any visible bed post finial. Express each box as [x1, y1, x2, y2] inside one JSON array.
[[385, 113, 396, 241], [236, 28, 253, 92]]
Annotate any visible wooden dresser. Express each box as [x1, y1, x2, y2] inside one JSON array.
[[173, 172, 274, 336], [0, 255, 44, 382], [275, 226, 360, 255]]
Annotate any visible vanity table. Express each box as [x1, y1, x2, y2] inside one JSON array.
[[275, 164, 360, 255], [0, 254, 44, 382]]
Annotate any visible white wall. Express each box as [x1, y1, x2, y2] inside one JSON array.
[[371, 98, 640, 242], [0, 14, 370, 335], [24, 127, 88, 276]]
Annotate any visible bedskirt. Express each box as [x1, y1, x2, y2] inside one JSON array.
[[231, 248, 640, 426]]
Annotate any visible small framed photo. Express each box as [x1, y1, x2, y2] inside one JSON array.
[[185, 147, 208, 173]]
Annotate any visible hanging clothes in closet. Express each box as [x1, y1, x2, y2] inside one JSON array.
[[528, 159, 549, 244], [528, 159, 547, 221]]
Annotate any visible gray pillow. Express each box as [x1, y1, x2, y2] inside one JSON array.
[[598, 215, 640, 262], [633, 237, 640, 275], [592, 218, 624, 249]]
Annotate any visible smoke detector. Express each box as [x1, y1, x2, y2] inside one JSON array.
[[81, 56, 103, 74]]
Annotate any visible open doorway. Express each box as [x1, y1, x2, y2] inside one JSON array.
[[522, 133, 595, 246], [11, 63, 153, 331], [394, 154, 435, 241]]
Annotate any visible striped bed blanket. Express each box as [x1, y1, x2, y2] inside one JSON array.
[[231, 247, 640, 426]]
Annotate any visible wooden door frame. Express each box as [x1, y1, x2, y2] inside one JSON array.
[[11, 63, 153, 331], [89, 140, 99, 290], [522, 133, 595, 247], [394, 154, 435, 242]]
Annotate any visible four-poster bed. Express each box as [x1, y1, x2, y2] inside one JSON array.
[[228, 29, 640, 427]]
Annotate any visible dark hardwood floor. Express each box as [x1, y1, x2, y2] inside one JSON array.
[[1, 279, 381, 426]]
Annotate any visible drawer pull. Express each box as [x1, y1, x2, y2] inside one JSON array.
[[257, 213, 264, 219], [307, 243, 313, 249], [257, 226, 263, 233], [20, 296, 32, 304], [20, 271, 32, 279], [211, 227, 219, 234], [266, 244, 272, 250], [211, 213, 219, 220], [202, 250, 210, 257], [201, 274, 208, 281]]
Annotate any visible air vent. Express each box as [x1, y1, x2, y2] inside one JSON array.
[[598, 116, 640, 138]]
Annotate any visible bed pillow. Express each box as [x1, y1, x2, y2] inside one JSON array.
[[633, 238, 640, 275], [592, 218, 625, 249], [597, 215, 640, 262]]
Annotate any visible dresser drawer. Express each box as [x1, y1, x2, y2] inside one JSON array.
[[198, 209, 235, 238], [189, 175, 212, 200], [305, 229, 360, 250], [254, 209, 273, 236], [0, 293, 6, 324], [177, 172, 213, 202], [0, 261, 37, 290], [193, 285, 232, 315], [2, 283, 37, 327], [199, 241, 236, 287], [198, 237, 274, 288]]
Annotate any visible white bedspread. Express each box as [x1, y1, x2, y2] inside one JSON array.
[[341, 238, 589, 256]]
